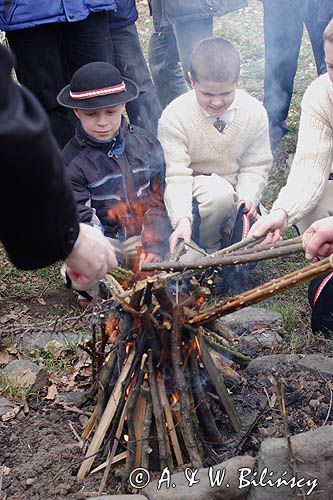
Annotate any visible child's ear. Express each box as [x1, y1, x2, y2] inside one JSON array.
[[73, 108, 81, 119], [120, 103, 126, 113], [188, 72, 195, 88]]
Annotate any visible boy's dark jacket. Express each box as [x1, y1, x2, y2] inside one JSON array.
[[63, 118, 171, 257]]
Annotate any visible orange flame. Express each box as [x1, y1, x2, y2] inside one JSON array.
[[170, 391, 180, 406]]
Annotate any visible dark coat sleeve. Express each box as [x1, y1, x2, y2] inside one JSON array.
[[141, 136, 172, 257], [0, 44, 79, 270]]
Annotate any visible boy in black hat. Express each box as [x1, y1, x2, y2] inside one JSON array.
[[57, 61, 171, 271]]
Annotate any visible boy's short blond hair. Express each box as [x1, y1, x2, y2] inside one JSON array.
[[323, 18, 333, 43], [189, 37, 240, 83]]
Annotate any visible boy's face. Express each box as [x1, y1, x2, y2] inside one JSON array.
[[74, 104, 125, 141], [324, 40, 333, 83], [189, 74, 237, 117]]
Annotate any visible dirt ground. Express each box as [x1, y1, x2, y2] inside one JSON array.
[[1, 337, 332, 499]]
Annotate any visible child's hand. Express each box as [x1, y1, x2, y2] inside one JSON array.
[[169, 217, 192, 254], [303, 217, 333, 260], [237, 199, 258, 220], [139, 252, 162, 264], [248, 209, 288, 245]]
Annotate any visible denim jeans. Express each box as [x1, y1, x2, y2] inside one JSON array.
[[7, 12, 112, 148], [148, 17, 212, 109], [262, 0, 327, 146], [110, 23, 161, 136]]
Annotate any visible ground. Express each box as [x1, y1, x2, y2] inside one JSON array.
[[0, 1, 332, 498]]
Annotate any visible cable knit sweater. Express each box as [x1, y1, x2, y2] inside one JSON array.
[[158, 89, 272, 227], [272, 73, 333, 225]]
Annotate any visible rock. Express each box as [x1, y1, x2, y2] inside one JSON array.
[[240, 331, 282, 350], [246, 355, 300, 375], [26, 478, 36, 486], [218, 307, 283, 336], [297, 354, 333, 378], [79, 414, 89, 427], [3, 360, 48, 392], [248, 425, 333, 499], [56, 391, 86, 407], [17, 332, 78, 352], [143, 455, 256, 500], [90, 497, 148, 499], [0, 396, 16, 416]]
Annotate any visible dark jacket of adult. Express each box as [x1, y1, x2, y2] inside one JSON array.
[[0, 44, 79, 269], [63, 119, 171, 257], [109, 0, 138, 30], [149, 0, 248, 31], [0, 0, 117, 31]]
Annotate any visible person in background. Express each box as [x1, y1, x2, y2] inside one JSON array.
[[1, 0, 117, 148], [108, 0, 161, 136], [158, 37, 272, 255], [0, 44, 117, 285], [261, 0, 327, 149], [148, 0, 247, 109], [249, 18, 333, 246]]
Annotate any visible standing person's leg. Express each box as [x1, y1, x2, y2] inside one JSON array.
[[148, 25, 188, 109], [6, 24, 73, 147], [173, 17, 213, 83], [65, 11, 113, 73], [262, 0, 304, 148], [304, 0, 326, 75], [110, 23, 161, 136]]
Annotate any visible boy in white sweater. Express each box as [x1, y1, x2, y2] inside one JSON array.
[[158, 37, 272, 254], [250, 19, 333, 246]]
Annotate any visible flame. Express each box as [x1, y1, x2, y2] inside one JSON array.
[[170, 391, 180, 406], [106, 314, 120, 342], [144, 373, 149, 380], [107, 178, 165, 274]]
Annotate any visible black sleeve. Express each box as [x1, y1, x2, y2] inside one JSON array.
[[0, 44, 79, 270]]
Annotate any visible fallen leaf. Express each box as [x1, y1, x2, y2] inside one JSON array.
[[45, 384, 58, 400], [37, 298, 46, 306], [0, 350, 10, 365], [2, 406, 20, 422]]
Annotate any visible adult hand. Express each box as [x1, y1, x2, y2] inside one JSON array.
[[303, 217, 333, 260], [237, 199, 258, 220], [65, 223, 117, 285], [169, 217, 192, 254], [248, 209, 288, 245]]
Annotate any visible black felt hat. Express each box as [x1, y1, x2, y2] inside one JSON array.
[[308, 271, 333, 336], [57, 61, 139, 109]]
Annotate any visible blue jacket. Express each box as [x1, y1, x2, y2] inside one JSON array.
[[109, 0, 138, 30], [0, 0, 117, 31]]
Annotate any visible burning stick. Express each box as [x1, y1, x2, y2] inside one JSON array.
[[189, 256, 333, 326], [77, 349, 136, 479], [141, 236, 304, 272], [148, 350, 169, 470], [195, 329, 241, 432], [171, 305, 202, 468]]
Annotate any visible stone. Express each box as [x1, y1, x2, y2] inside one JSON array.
[[297, 354, 333, 378], [56, 391, 87, 407], [0, 396, 16, 417], [90, 497, 148, 499], [26, 478, 36, 486], [3, 360, 48, 392], [17, 331, 78, 352], [246, 355, 300, 375], [248, 425, 333, 499], [240, 331, 282, 350], [143, 455, 256, 500], [218, 307, 283, 336]]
